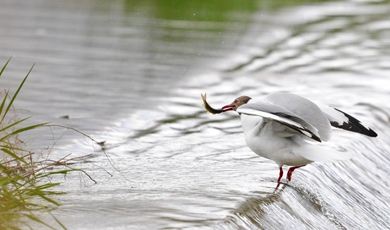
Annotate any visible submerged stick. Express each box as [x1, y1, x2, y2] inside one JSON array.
[[201, 93, 224, 114]]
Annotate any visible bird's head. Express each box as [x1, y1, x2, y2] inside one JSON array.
[[222, 96, 252, 112]]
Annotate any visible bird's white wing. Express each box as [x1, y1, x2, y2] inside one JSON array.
[[265, 93, 332, 141], [237, 106, 322, 142]]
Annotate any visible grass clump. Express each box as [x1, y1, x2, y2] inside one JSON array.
[[0, 58, 69, 229]]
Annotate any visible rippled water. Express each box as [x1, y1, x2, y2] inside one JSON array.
[[1, 0, 390, 229]]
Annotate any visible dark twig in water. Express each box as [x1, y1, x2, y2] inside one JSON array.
[[44, 124, 131, 184]]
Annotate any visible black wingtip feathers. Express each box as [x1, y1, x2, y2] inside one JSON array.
[[332, 108, 377, 137]]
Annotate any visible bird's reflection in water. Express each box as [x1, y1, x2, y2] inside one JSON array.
[[227, 181, 345, 229], [235, 183, 287, 216]]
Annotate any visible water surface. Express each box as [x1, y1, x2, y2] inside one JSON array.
[[1, 0, 389, 229]]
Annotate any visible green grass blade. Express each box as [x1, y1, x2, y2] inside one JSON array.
[[49, 212, 67, 230], [22, 213, 57, 230], [0, 63, 34, 124], [0, 90, 9, 117], [34, 193, 61, 207], [0, 145, 26, 152], [34, 182, 61, 191], [0, 122, 48, 143], [0, 60, 68, 229], [0, 117, 30, 133], [1, 147, 28, 164], [0, 57, 11, 77], [0, 174, 20, 186]]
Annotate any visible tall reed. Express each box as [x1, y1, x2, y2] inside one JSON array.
[[0, 58, 69, 230]]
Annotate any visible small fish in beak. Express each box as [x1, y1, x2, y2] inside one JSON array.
[[201, 93, 224, 114]]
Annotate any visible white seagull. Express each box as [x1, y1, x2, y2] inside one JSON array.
[[202, 93, 377, 184]]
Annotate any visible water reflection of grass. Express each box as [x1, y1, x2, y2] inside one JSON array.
[[123, 0, 332, 22], [0, 58, 69, 229]]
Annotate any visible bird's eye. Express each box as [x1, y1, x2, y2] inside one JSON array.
[[235, 99, 240, 103]]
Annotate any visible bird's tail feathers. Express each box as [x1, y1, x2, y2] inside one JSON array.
[[294, 144, 353, 163]]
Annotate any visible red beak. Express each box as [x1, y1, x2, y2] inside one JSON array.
[[222, 104, 235, 112]]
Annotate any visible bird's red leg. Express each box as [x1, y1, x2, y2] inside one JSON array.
[[286, 165, 305, 181], [274, 167, 284, 190], [277, 167, 283, 183]]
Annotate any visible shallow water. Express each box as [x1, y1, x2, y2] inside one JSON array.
[[1, 0, 390, 229]]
